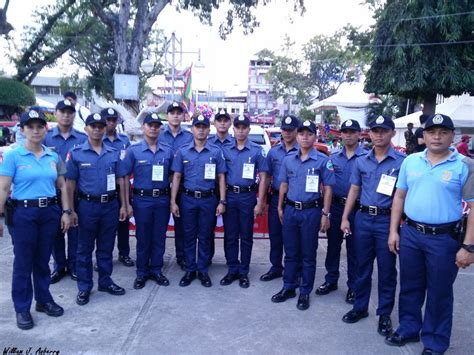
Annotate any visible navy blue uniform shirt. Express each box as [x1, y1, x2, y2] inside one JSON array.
[[121, 140, 173, 190], [266, 142, 299, 191], [43, 126, 87, 161], [158, 125, 193, 153], [331, 146, 366, 198]]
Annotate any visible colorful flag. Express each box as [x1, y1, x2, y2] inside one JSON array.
[[182, 64, 193, 113]]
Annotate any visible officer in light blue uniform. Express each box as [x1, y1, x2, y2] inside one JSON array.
[[170, 114, 227, 288], [271, 120, 335, 311], [158, 101, 193, 270], [260, 115, 299, 282], [0, 110, 71, 330], [220, 114, 268, 288], [122, 113, 173, 289], [341, 115, 405, 336], [101, 107, 134, 268], [385, 114, 474, 354], [66, 113, 128, 306], [316, 119, 366, 304], [44, 99, 87, 284]]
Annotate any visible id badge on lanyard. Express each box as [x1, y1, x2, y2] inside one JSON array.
[[305, 168, 319, 193], [242, 157, 255, 179], [152, 165, 164, 181], [376, 174, 396, 196], [205, 157, 216, 180]]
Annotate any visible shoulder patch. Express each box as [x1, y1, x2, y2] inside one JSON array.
[[326, 160, 334, 171]]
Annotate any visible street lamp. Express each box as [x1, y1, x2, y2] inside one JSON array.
[[141, 59, 154, 74]]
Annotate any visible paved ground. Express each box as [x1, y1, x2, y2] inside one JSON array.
[[1, 228, 473, 355]]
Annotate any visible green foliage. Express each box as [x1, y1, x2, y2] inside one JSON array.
[[365, 0, 474, 100], [298, 107, 315, 121], [0, 77, 35, 107]]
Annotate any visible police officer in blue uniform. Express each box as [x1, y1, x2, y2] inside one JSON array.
[[316, 119, 366, 303], [209, 109, 235, 264], [170, 114, 227, 288], [44, 99, 87, 284], [341, 115, 405, 336], [122, 113, 174, 289], [385, 114, 474, 355], [101, 107, 134, 268], [158, 102, 193, 270], [0, 110, 71, 330], [271, 120, 335, 310], [220, 114, 268, 288], [260, 115, 299, 282], [66, 113, 128, 306]]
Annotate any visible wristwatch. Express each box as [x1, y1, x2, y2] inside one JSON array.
[[321, 210, 331, 218], [461, 244, 474, 253], [219, 200, 227, 205], [62, 209, 73, 215]]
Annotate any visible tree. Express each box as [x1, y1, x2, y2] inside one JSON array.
[[0, 0, 13, 37], [0, 77, 35, 118], [365, 0, 474, 114]]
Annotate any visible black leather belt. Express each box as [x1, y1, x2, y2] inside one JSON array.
[[270, 189, 279, 196], [406, 218, 460, 236], [226, 184, 258, 193], [360, 204, 391, 216], [133, 188, 170, 197], [285, 198, 321, 210], [332, 196, 347, 206], [10, 197, 58, 208], [182, 188, 215, 198], [78, 191, 117, 203]]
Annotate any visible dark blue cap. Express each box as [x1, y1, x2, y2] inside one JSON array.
[[233, 114, 250, 127], [143, 112, 162, 125], [424, 113, 454, 131], [192, 114, 210, 127], [101, 107, 119, 120], [369, 115, 395, 130], [340, 119, 361, 131], [56, 99, 76, 112], [297, 120, 317, 134], [281, 115, 300, 130], [20, 110, 47, 127], [85, 113, 106, 126], [167, 101, 185, 113], [419, 114, 430, 124], [215, 109, 231, 121]]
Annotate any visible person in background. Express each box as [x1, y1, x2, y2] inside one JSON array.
[[63, 91, 90, 133], [404, 123, 416, 155], [456, 135, 471, 157], [329, 138, 341, 154], [414, 114, 429, 153]]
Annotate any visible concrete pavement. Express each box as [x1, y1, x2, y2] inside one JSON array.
[[1, 229, 473, 354]]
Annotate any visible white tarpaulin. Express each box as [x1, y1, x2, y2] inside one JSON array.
[[336, 106, 368, 129], [393, 94, 474, 147]]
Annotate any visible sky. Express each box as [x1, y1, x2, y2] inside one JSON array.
[[0, 0, 375, 92]]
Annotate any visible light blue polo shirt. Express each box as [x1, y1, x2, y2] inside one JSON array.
[[396, 148, 472, 224], [0, 145, 64, 199]]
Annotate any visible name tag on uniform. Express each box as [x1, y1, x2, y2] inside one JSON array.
[[204, 163, 216, 179], [120, 150, 126, 160], [306, 175, 319, 193], [107, 174, 116, 191], [376, 174, 396, 196], [152, 165, 164, 181], [242, 163, 255, 179]]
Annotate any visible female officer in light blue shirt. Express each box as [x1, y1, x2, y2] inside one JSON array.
[[0, 110, 71, 330]]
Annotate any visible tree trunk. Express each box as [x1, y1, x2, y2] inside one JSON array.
[[422, 93, 437, 115]]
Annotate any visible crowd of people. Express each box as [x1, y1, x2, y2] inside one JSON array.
[[0, 96, 473, 355]]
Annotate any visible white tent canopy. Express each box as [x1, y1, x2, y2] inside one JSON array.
[[393, 94, 474, 147]]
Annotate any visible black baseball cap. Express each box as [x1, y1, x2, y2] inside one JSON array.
[[297, 120, 317, 134], [167, 101, 185, 114], [101, 107, 119, 120], [340, 119, 361, 132], [215, 109, 231, 121], [369, 115, 395, 130], [192, 114, 210, 127], [56, 99, 76, 112], [281, 115, 300, 130], [20, 110, 47, 127], [85, 113, 106, 126], [424, 113, 454, 131], [143, 113, 163, 125], [233, 114, 250, 127]]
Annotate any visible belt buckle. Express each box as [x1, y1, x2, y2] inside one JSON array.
[[100, 194, 109, 203], [294, 201, 303, 210], [38, 197, 48, 208], [415, 223, 426, 234], [194, 190, 202, 199], [152, 189, 160, 197], [368, 206, 377, 216], [233, 186, 240, 194]]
